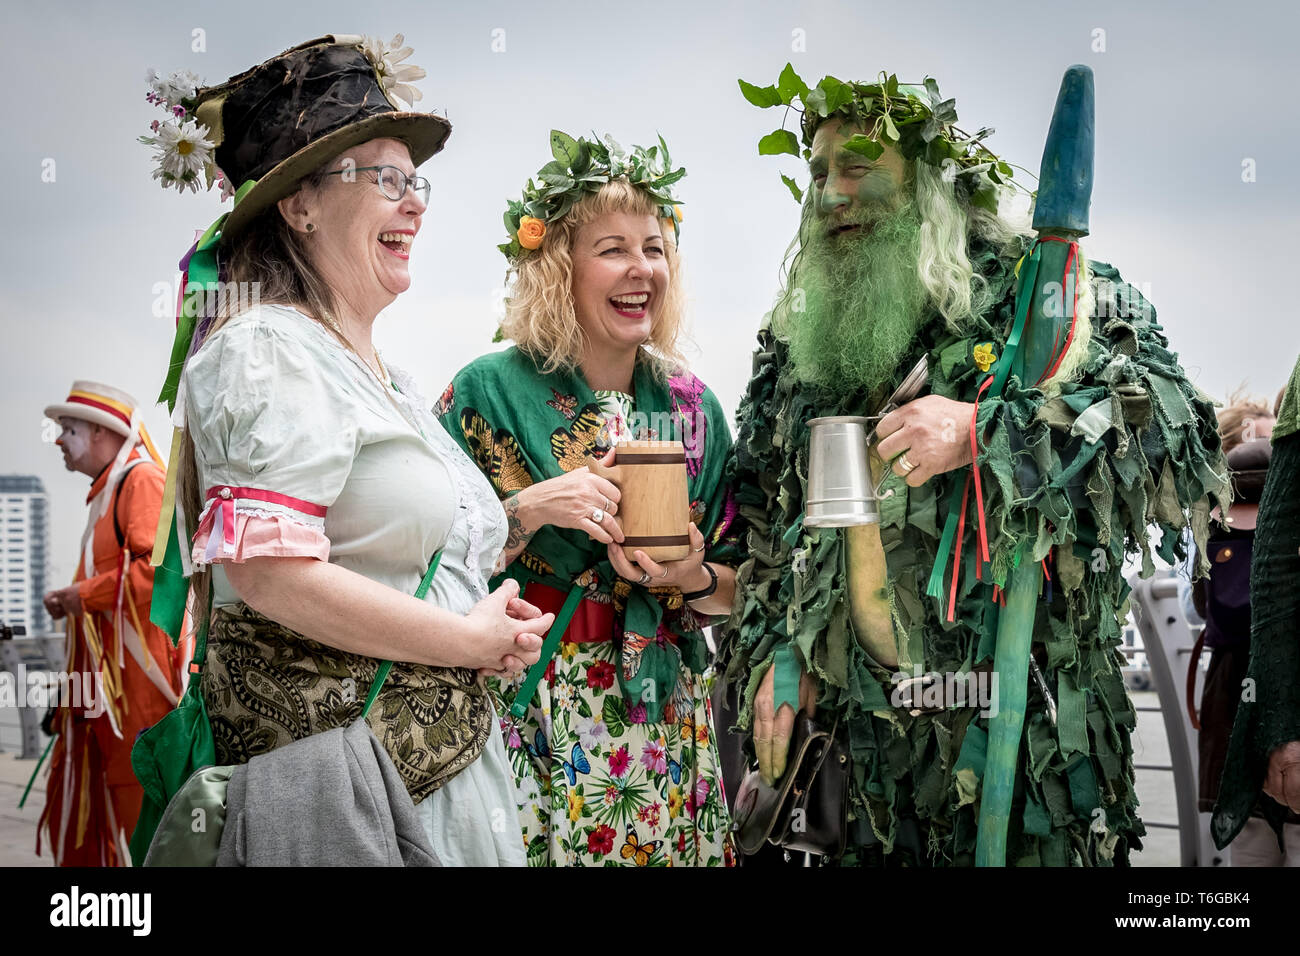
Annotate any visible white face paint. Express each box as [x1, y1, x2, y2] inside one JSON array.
[[58, 420, 90, 468]]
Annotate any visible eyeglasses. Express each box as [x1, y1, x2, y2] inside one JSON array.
[[322, 165, 431, 205]]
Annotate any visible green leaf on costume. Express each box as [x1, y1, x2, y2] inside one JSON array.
[[553, 195, 576, 221], [572, 140, 591, 173], [924, 77, 941, 106], [881, 111, 900, 143], [843, 134, 884, 160], [805, 86, 828, 116], [884, 73, 899, 97], [781, 173, 804, 202], [526, 835, 547, 864], [491, 324, 505, 344], [738, 79, 783, 108], [576, 694, 593, 719], [602, 694, 628, 737], [898, 125, 926, 162], [658, 134, 672, 170], [777, 62, 809, 105], [819, 75, 853, 114], [971, 181, 1000, 213], [758, 129, 801, 157], [550, 130, 582, 166], [933, 98, 958, 125], [652, 167, 687, 189]]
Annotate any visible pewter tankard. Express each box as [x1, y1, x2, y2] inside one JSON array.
[[804, 416, 880, 527], [803, 357, 930, 529]]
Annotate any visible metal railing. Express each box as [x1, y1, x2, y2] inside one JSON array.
[[0, 626, 63, 759], [1126, 574, 1223, 866]]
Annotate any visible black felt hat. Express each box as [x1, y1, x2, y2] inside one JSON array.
[[192, 35, 450, 244]]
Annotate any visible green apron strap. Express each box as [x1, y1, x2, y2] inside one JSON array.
[[509, 582, 584, 719], [363, 551, 443, 720]]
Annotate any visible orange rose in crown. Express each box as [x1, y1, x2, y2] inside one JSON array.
[[517, 216, 546, 250]]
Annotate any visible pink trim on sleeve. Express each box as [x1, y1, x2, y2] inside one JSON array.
[[191, 511, 329, 565]]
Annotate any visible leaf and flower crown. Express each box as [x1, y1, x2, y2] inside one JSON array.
[[740, 64, 1028, 212], [138, 34, 426, 196], [500, 130, 685, 263]]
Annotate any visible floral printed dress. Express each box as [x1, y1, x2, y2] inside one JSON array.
[[437, 347, 740, 866]]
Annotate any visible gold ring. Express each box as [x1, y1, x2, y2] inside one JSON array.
[[898, 453, 917, 473]]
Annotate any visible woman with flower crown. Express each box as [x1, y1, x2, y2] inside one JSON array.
[[437, 132, 739, 866], [131, 35, 553, 866]]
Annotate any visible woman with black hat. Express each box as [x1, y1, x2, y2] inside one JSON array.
[[141, 35, 548, 865]]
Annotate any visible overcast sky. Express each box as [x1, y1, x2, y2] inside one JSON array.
[[2, 0, 1296, 587]]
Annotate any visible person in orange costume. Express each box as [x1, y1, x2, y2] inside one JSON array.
[[39, 381, 184, 866]]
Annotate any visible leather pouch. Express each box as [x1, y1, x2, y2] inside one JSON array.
[[731, 716, 849, 859]]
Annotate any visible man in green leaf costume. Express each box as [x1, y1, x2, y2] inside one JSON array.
[[720, 67, 1231, 865]]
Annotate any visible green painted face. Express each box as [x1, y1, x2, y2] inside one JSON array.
[[808, 120, 909, 231]]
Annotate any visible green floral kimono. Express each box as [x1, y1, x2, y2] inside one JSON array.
[[720, 250, 1231, 866], [437, 347, 741, 866]]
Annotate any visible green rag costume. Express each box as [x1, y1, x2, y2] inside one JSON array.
[[720, 246, 1231, 866], [1212, 353, 1300, 848]]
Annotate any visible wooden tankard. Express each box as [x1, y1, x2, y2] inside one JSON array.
[[587, 441, 691, 563]]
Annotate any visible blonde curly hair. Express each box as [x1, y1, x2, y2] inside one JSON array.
[[499, 178, 687, 379], [1217, 385, 1275, 454]]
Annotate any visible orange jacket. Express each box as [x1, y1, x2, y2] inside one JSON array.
[[66, 449, 182, 784]]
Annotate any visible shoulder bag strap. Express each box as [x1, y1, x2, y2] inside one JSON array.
[[362, 551, 443, 719]]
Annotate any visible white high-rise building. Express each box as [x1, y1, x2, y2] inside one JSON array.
[[0, 475, 51, 635]]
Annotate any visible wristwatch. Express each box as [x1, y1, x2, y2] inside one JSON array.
[[682, 562, 718, 602]]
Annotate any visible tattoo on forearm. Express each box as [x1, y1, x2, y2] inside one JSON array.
[[495, 495, 537, 573]]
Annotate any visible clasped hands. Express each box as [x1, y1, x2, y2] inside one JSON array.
[[475, 578, 553, 680]]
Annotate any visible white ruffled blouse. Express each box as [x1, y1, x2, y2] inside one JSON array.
[[183, 303, 506, 618]]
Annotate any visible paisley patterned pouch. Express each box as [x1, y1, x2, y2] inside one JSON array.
[[203, 603, 492, 803]]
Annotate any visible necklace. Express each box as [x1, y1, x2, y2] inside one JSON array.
[[371, 349, 391, 387]]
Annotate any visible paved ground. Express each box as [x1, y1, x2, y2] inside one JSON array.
[[0, 732, 48, 867], [0, 690, 1183, 868]]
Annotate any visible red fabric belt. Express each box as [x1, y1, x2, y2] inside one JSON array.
[[522, 581, 616, 644]]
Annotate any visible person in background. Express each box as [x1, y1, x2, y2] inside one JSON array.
[[1193, 390, 1294, 864], [39, 381, 181, 865], [1213, 359, 1300, 863]]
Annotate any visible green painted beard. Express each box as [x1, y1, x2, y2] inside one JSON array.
[[781, 201, 928, 395]]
